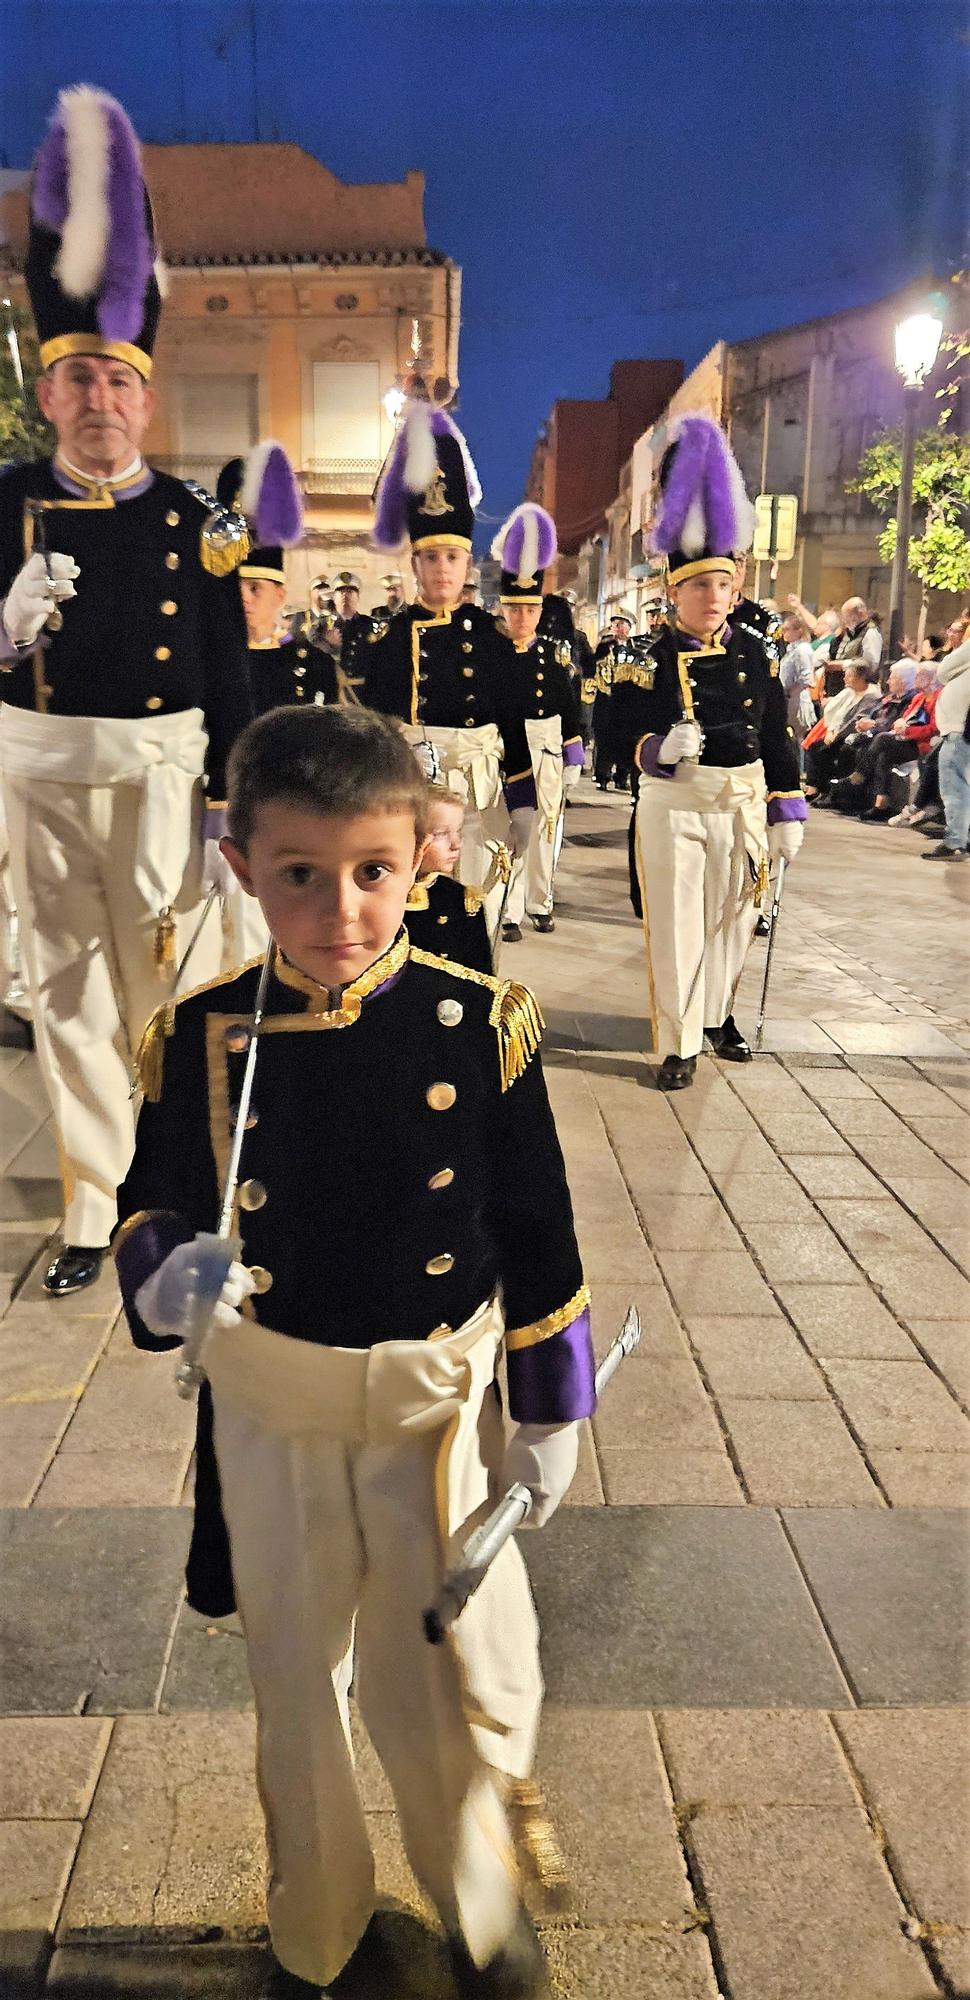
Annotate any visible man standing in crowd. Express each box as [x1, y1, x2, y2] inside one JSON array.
[[833, 596, 883, 683], [321, 570, 375, 694], [592, 608, 637, 790], [365, 400, 535, 919], [0, 87, 252, 1295], [371, 569, 407, 635], [610, 416, 805, 1092]]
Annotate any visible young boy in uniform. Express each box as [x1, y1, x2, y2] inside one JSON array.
[[404, 782, 495, 975], [113, 704, 595, 1999]]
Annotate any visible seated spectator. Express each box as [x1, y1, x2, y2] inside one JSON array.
[[856, 663, 941, 821], [830, 664, 916, 814], [922, 634, 970, 862], [803, 663, 881, 800]]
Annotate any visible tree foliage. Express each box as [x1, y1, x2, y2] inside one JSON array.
[[0, 302, 54, 461]]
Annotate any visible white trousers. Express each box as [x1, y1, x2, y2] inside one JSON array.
[[2, 772, 221, 1243], [506, 717, 564, 925], [205, 1300, 542, 1987], [635, 764, 766, 1060], [404, 724, 511, 937]]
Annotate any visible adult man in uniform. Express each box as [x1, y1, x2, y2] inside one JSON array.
[[365, 401, 535, 923], [592, 609, 637, 790], [321, 570, 375, 695], [491, 505, 583, 941], [371, 569, 406, 636], [0, 87, 252, 1293], [611, 417, 805, 1091]]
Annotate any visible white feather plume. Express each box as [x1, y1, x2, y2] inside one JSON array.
[[154, 255, 170, 300], [238, 440, 277, 518], [681, 493, 707, 557], [55, 86, 112, 300], [724, 444, 756, 553], [403, 404, 438, 495], [490, 502, 538, 579]]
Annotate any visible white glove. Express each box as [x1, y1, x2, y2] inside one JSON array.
[[657, 720, 702, 764], [508, 807, 535, 859], [502, 1421, 579, 1529], [768, 819, 805, 865], [412, 740, 442, 783], [202, 836, 237, 898], [2, 551, 79, 646], [135, 1247, 256, 1339], [562, 760, 582, 793]]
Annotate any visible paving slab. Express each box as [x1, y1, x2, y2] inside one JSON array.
[[873, 1252, 970, 1321], [0, 1508, 189, 1714], [0, 1313, 112, 1404], [821, 1358, 970, 1452], [58, 1713, 265, 1939], [742, 1218, 860, 1284], [53, 1350, 198, 1457], [783, 1152, 893, 1198], [160, 1604, 253, 1712], [688, 1803, 936, 2000], [525, 1507, 850, 1707], [784, 1508, 970, 1705], [597, 1444, 745, 1505], [684, 1128, 782, 1174], [633, 1193, 745, 1252], [775, 1284, 918, 1359], [0, 1445, 53, 1506], [541, 1927, 721, 1999], [656, 1251, 778, 1318], [906, 1320, 970, 1406], [657, 1709, 859, 1809], [591, 1355, 723, 1451], [0, 1718, 113, 1819], [43, 1942, 273, 2000], [589, 1280, 689, 1361], [834, 1708, 970, 1925], [719, 1398, 883, 1506], [869, 1447, 970, 1505], [34, 1446, 193, 1508], [536, 1708, 695, 1926], [0, 1820, 81, 1934], [685, 1317, 826, 1400], [715, 1170, 817, 1224], [818, 1018, 965, 1058]]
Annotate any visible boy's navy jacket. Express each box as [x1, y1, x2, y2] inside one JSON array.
[[404, 873, 493, 977], [114, 934, 594, 1616]]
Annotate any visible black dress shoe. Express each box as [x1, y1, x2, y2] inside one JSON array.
[[861, 805, 893, 822], [43, 1246, 107, 1297], [501, 922, 522, 943], [657, 1054, 696, 1091], [448, 1908, 548, 1998], [754, 912, 771, 938], [705, 1015, 753, 1061], [530, 913, 555, 933], [922, 843, 967, 862]]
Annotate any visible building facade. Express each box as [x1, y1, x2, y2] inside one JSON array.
[[1, 142, 462, 610]]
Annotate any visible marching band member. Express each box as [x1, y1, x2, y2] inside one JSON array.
[[404, 781, 494, 975]]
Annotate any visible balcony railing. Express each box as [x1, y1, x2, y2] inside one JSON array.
[[150, 455, 384, 499]]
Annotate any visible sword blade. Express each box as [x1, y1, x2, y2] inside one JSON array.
[[755, 856, 787, 1049]]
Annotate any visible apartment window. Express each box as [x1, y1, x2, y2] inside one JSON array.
[[177, 373, 258, 457], [312, 362, 381, 462]]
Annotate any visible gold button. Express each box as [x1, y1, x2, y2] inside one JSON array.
[[427, 1082, 456, 1110], [738, 671, 747, 684], [464, 718, 475, 727], [146, 696, 163, 711], [165, 509, 180, 527], [462, 667, 474, 678], [239, 1178, 267, 1211], [154, 645, 171, 662], [160, 599, 178, 616], [428, 1167, 455, 1190], [247, 1265, 273, 1294], [437, 999, 463, 1026], [436, 914, 448, 925], [165, 552, 180, 571], [744, 698, 753, 709], [39, 682, 53, 698], [429, 1323, 453, 1338], [426, 1252, 455, 1276], [296, 687, 305, 699], [462, 642, 473, 654]]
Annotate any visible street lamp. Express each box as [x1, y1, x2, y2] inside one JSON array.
[[886, 310, 943, 664], [383, 385, 406, 426]]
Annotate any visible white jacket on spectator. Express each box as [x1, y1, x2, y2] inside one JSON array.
[[935, 637, 970, 737]]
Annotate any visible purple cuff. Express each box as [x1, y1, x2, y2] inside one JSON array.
[[562, 737, 585, 768], [506, 1308, 597, 1423], [205, 804, 229, 840], [113, 1209, 194, 1352], [504, 771, 538, 811], [766, 795, 808, 825], [637, 733, 674, 779]]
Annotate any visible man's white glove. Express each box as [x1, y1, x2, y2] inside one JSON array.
[[657, 720, 702, 764], [3, 551, 79, 646], [768, 819, 804, 865], [562, 760, 582, 794], [135, 1247, 256, 1339], [202, 836, 237, 898], [502, 1421, 579, 1528], [508, 807, 535, 860]]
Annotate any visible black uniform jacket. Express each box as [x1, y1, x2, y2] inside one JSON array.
[[405, 873, 493, 975], [248, 635, 341, 716], [608, 619, 803, 800], [114, 935, 592, 1613], [0, 460, 251, 801], [364, 602, 535, 799], [492, 631, 583, 749]]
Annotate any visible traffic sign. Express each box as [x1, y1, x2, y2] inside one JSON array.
[[753, 493, 798, 563]]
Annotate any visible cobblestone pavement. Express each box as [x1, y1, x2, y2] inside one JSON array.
[[2, 780, 969, 1999]]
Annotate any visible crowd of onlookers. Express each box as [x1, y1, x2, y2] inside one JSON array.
[[777, 596, 970, 863]]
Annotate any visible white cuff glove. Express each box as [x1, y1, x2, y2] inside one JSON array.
[[562, 760, 582, 793], [508, 807, 535, 859], [3, 551, 79, 646], [202, 836, 236, 898], [135, 1247, 255, 1339], [657, 720, 702, 764], [502, 1421, 579, 1528], [768, 819, 805, 865]]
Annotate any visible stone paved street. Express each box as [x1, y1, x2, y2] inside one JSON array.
[[2, 780, 969, 2000]]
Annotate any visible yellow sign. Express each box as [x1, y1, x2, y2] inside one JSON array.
[[753, 493, 798, 563]]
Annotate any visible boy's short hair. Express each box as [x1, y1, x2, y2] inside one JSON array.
[[425, 782, 464, 814], [227, 705, 430, 850]]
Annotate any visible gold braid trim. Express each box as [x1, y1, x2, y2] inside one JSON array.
[[134, 953, 266, 1103], [508, 1778, 570, 1909], [408, 949, 544, 1091], [506, 1283, 591, 1351], [200, 526, 250, 577]]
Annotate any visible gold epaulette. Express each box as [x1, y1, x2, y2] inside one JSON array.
[[463, 884, 485, 916], [408, 948, 544, 1091], [134, 953, 265, 1102], [201, 524, 250, 577], [613, 658, 655, 689]]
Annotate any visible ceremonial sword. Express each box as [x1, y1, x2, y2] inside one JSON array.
[[754, 856, 787, 1050], [3, 300, 64, 633], [423, 1304, 641, 1644]]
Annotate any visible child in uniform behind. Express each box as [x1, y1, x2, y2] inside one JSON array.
[[404, 781, 495, 975], [113, 705, 595, 1999]]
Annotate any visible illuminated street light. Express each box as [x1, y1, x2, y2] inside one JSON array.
[[383, 385, 406, 425], [886, 309, 944, 663]]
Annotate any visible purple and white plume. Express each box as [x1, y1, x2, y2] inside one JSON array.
[[239, 441, 303, 546], [373, 401, 481, 550], [32, 85, 154, 343], [491, 503, 557, 583], [650, 416, 754, 558]]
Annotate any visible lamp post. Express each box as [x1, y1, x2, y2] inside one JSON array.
[[886, 311, 943, 664]]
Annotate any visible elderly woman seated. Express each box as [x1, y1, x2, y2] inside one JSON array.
[[803, 662, 881, 802], [832, 663, 940, 820]]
